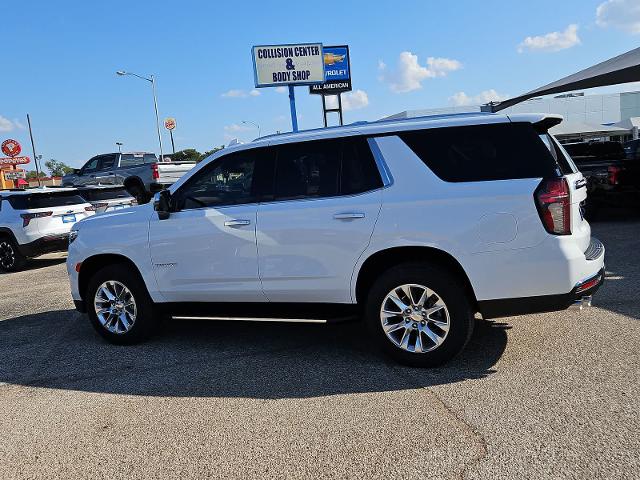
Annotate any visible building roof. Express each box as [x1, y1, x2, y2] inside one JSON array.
[[549, 121, 628, 137]]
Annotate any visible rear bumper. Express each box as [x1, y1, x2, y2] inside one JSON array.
[[478, 267, 605, 319], [17, 234, 69, 258]]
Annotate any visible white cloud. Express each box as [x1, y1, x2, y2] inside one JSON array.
[[13, 118, 25, 130], [221, 89, 261, 98], [325, 90, 370, 111], [275, 86, 287, 94], [0, 115, 17, 132], [597, 0, 640, 34], [224, 123, 252, 133], [378, 51, 462, 93], [518, 24, 581, 53], [449, 89, 510, 107]]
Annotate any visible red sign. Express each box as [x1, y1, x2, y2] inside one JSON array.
[[0, 156, 30, 165], [164, 118, 176, 130], [1, 139, 22, 157]]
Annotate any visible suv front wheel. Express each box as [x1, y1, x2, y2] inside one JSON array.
[[86, 264, 157, 344], [365, 263, 474, 367]]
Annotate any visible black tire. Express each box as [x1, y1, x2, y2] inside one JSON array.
[[0, 237, 27, 272], [85, 263, 157, 344], [126, 183, 151, 205], [364, 262, 474, 367]]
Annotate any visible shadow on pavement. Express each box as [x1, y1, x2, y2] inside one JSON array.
[[0, 255, 66, 274], [0, 310, 509, 399]]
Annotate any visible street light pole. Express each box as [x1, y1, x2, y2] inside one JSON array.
[[116, 71, 164, 162], [241, 120, 261, 139], [116, 142, 123, 154]]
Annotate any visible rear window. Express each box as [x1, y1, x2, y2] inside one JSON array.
[[563, 141, 625, 162], [79, 187, 130, 201], [8, 192, 87, 210], [399, 123, 561, 182], [120, 153, 156, 167]]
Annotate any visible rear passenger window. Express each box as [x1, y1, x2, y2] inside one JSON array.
[[274, 140, 341, 200], [272, 137, 382, 201], [399, 123, 561, 182], [8, 193, 87, 209], [341, 138, 384, 195]]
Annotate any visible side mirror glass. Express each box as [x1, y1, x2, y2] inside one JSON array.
[[154, 190, 172, 220]]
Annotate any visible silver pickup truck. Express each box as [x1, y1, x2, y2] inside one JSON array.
[[62, 152, 196, 203]]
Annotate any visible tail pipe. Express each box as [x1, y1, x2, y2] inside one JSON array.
[[569, 295, 593, 311]]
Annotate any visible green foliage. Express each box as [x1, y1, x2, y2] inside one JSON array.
[[167, 146, 225, 163], [45, 159, 74, 177], [25, 170, 47, 179]]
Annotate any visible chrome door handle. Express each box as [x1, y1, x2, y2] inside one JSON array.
[[333, 212, 365, 220], [224, 219, 251, 227]]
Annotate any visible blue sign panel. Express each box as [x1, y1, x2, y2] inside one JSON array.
[[309, 45, 352, 95]]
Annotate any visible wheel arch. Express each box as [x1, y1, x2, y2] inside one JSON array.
[[354, 246, 478, 310], [78, 253, 147, 302], [0, 227, 18, 243], [123, 176, 145, 194]]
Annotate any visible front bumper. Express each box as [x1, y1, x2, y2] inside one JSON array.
[[17, 234, 69, 258]]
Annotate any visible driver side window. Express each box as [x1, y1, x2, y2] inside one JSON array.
[[82, 156, 100, 173], [177, 150, 260, 209]]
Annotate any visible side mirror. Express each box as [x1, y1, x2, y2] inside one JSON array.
[[154, 190, 172, 220]]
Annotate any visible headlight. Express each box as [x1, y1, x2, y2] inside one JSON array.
[[69, 229, 79, 245]]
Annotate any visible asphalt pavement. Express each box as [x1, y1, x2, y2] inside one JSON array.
[[1, 210, 638, 479]]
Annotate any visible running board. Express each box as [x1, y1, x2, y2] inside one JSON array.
[[172, 316, 328, 324]]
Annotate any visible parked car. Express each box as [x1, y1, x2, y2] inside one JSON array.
[[62, 152, 196, 204], [77, 186, 136, 214], [67, 112, 605, 367], [0, 187, 94, 271], [564, 140, 640, 215]]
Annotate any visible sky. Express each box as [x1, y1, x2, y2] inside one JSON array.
[[1, 0, 640, 169]]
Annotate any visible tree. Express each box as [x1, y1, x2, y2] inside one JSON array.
[[25, 170, 47, 179], [199, 146, 224, 162], [167, 149, 201, 163], [45, 159, 74, 177]]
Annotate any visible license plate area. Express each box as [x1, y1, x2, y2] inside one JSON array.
[[62, 214, 76, 223]]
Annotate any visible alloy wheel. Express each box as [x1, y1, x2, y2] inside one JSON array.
[[380, 283, 450, 353], [94, 280, 137, 334], [0, 241, 16, 270]]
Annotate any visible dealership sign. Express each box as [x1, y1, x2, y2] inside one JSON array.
[[252, 43, 325, 87], [309, 45, 352, 95]]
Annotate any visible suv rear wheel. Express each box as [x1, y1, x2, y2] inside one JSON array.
[[0, 237, 26, 272], [86, 264, 157, 344], [365, 263, 474, 367]]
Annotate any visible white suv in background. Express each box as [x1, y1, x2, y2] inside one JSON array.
[[0, 188, 94, 271], [67, 112, 605, 367]]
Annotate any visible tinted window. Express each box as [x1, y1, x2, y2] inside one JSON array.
[[341, 138, 384, 195], [8, 192, 87, 210], [539, 134, 575, 174], [271, 137, 382, 201], [82, 157, 100, 172], [80, 187, 130, 201], [399, 123, 561, 182], [99, 155, 117, 171], [274, 140, 340, 200], [120, 153, 156, 167], [177, 149, 265, 209]]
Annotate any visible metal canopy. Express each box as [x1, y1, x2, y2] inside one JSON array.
[[487, 47, 640, 112]]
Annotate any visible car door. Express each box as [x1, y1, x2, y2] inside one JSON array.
[[256, 137, 384, 303], [149, 148, 272, 303], [95, 154, 118, 184], [75, 156, 101, 186]]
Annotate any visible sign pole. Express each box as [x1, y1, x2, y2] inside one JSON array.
[[337, 93, 344, 126], [288, 85, 299, 133], [26, 114, 42, 187], [169, 130, 176, 154], [321, 95, 328, 127]]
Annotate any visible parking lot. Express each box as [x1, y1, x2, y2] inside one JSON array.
[[0, 210, 638, 479]]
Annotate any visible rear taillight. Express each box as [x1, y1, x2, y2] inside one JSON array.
[[534, 178, 571, 235], [608, 166, 621, 185], [20, 211, 52, 227], [151, 163, 159, 180]]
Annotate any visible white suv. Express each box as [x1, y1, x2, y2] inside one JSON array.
[[67, 113, 605, 366], [0, 188, 95, 271]]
